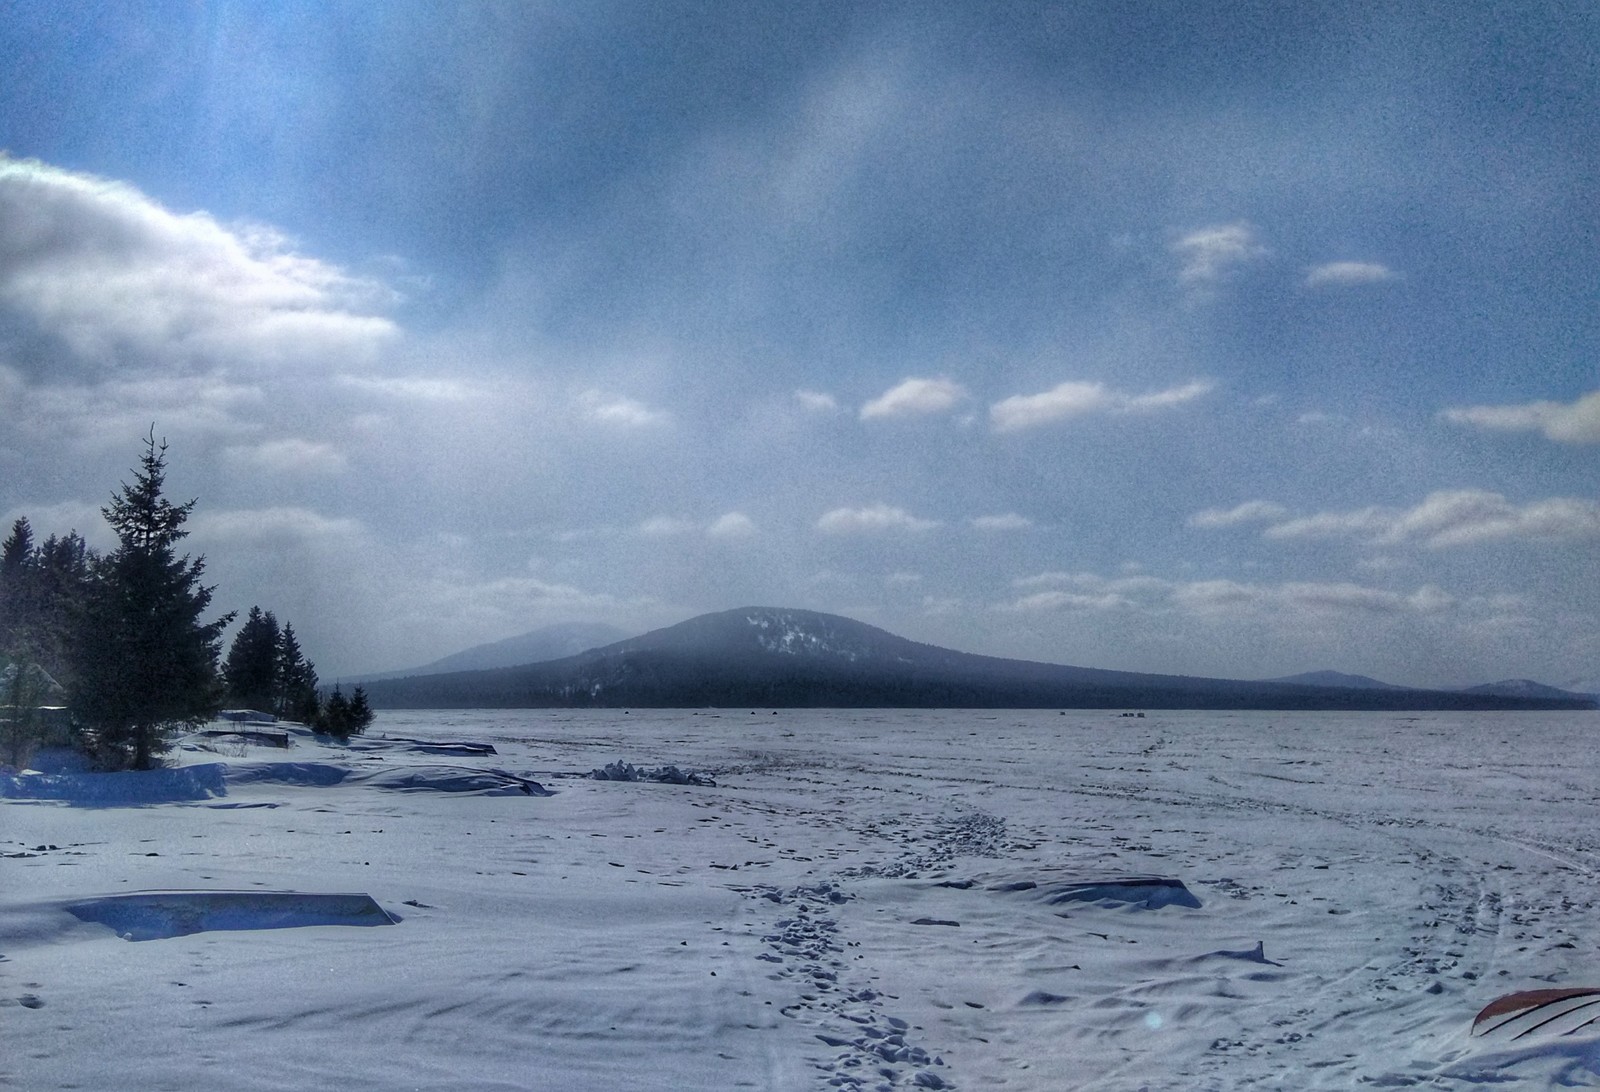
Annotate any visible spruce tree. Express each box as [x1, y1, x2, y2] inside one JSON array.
[[1, 519, 38, 765], [1, 517, 35, 654], [319, 684, 353, 739], [69, 431, 234, 770], [275, 623, 320, 722], [2, 519, 35, 766], [223, 607, 280, 713], [31, 533, 93, 685], [0, 517, 29, 567], [347, 684, 374, 735]]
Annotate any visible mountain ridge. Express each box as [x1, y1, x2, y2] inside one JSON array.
[[1263, 670, 1407, 691], [355, 622, 631, 681], [1460, 678, 1596, 702], [360, 607, 1596, 712]]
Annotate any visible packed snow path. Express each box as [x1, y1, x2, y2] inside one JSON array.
[[3, 709, 1599, 1089]]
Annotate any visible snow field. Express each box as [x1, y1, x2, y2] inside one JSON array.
[[4, 708, 1600, 1089]]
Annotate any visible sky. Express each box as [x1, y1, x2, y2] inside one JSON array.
[[0, 1, 1596, 687]]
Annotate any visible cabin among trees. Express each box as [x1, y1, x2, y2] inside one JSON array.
[[0, 431, 370, 771]]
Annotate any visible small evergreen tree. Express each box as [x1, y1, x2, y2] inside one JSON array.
[[275, 623, 320, 722], [31, 532, 93, 685], [68, 430, 234, 770], [315, 683, 372, 740], [347, 684, 374, 734], [0, 517, 29, 567], [319, 684, 353, 739], [223, 606, 280, 713]]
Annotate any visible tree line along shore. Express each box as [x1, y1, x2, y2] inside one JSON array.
[[1, 430, 370, 771]]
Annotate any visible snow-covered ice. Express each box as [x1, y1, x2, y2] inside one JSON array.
[[4, 708, 1599, 1089]]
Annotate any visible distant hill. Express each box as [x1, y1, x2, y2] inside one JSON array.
[[360, 607, 1596, 712], [358, 622, 630, 680], [1458, 679, 1597, 703], [1263, 670, 1406, 690]]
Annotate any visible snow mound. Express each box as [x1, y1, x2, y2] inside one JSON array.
[[350, 765, 552, 795], [589, 760, 716, 786], [225, 761, 351, 787], [0, 763, 228, 805], [225, 761, 548, 795], [350, 736, 499, 756], [942, 870, 1203, 910], [63, 890, 397, 941]]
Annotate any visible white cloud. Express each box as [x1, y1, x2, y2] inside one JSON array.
[[1006, 589, 1128, 613], [1188, 500, 1291, 528], [7, 374, 266, 444], [1003, 570, 1458, 619], [0, 155, 397, 376], [794, 389, 840, 413], [191, 507, 363, 543], [638, 515, 697, 537], [707, 512, 758, 538], [1262, 507, 1395, 540], [1305, 261, 1398, 288], [1126, 380, 1216, 409], [338, 375, 487, 403], [989, 378, 1213, 433], [1262, 490, 1600, 548], [991, 381, 1110, 430], [860, 376, 969, 420], [224, 438, 347, 475], [1172, 579, 1452, 616], [641, 512, 758, 538], [401, 573, 640, 642], [886, 570, 922, 586], [816, 503, 939, 534], [970, 512, 1033, 532], [1296, 410, 1342, 425], [1012, 571, 1075, 590], [1012, 575, 1144, 618], [1440, 390, 1600, 445], [1386, 491, 1600, 548], [1172, 222, 1266, 284], [580, 392, 668, 427]]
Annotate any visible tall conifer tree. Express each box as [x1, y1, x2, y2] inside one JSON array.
[[1, 518, 33, 658], [69, 431, 234, 770]]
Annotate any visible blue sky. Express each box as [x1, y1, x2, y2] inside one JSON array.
[[1, 1, 1596, 686]]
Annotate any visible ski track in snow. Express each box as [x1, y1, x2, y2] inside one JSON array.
[[3, 709, 1600, 1090]]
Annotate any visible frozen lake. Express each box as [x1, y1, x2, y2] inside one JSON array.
[[4, 708, 1600, 1089]]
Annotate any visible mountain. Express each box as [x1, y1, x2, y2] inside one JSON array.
[[1459, 679, 1597, 703], [357, 622, 630, 680], [360, 607, 1597, 712], [1263, 670, 1405, 690]]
